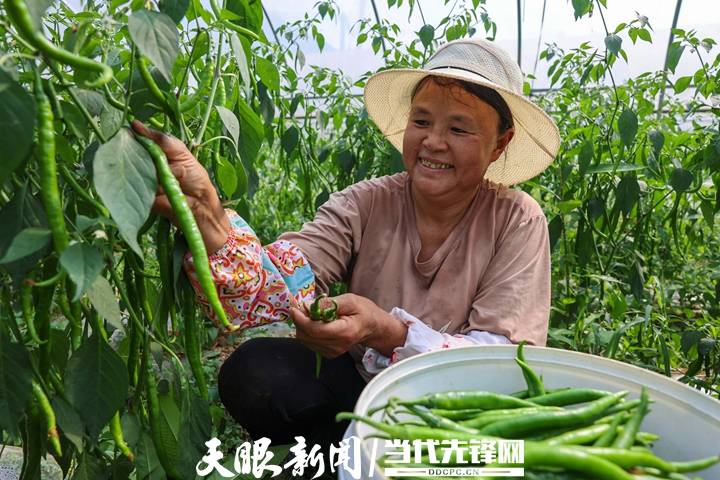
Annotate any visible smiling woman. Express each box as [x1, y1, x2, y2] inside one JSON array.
[[132, 37, 560, 475]]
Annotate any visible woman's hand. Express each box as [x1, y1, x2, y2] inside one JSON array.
[[131, 120, 230, 253], [290, 293, 408, 358]]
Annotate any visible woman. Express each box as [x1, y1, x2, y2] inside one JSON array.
[[132, 38, 559, 470]]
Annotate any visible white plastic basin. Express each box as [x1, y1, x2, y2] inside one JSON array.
[[339, 345, 720, 479]]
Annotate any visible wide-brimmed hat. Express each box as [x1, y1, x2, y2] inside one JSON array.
[[364, 38, 560, 186]]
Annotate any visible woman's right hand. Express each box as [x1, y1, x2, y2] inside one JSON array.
[[131, 120, 231, 253]]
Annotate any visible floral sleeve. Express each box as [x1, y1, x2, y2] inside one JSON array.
[[182, 209, 316, 329]]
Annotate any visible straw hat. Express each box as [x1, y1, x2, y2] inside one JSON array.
[[364, 38, 560, 186]]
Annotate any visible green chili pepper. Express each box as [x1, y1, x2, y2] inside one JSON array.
[[577, 446, 679, 473], [145, 345, 182, 478], [183, 286, 208, 398], [545, 422, 611, 446], [516, 341, 545, 397], [511, 444, 635, 480], [136, 56, 173, 117], [593, 412, 626, 447], [4, 0, 112, 87], [307, 293, 339, 377], [402, 403, 481, 434], [180, 60, 213, 112], [612, 387, 649, 449], [308, 293, 339, 322], [480, 391, 627, 438], [135, 135, 235, 332], [110, 411, 134, 461], [460, 406, 563, 429], [429, 408, 485, 421], [31, 380, 62, 457], [20, 404, 43, 479], [336, 412, 499, 443], [528, 388, 612, 406], [20, 280, 44, 344], [34, 70, 69, 253], [390, 390, 539, 412]]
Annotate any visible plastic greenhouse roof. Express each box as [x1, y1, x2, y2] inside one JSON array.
[[264, 0, 720, 91]]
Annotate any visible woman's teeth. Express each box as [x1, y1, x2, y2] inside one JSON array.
[[419, 158, 452, 169]]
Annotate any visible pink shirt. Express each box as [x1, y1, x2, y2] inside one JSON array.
[[279, 172, 550, 379]]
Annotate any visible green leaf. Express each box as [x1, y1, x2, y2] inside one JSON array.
[[216, 156, 238, 198], [665, 42, 684, 74], [604, 34, 622, 56], [86, 276, 124, 331], [73, 88, 106, 117], [229, 33, 251, 94], [336, 149, 354, 173], [699, 338, 716, 356], [572, 0, 591, 19], [177, 393, 212, 477], [418, 24, 434, 48], [0, 185, 49, 283], [587, 197, 605, 221], [256, 57, 280, 91], [557, 200, 582, 214], [216, 106, 239, 146], [52, 396, 85, 451], [64, 333, 129, 439], [26, 0, 53, 29], [225, 0, 263, 33], [703, 141, 720, 171], [681, 330, 702, 355], [617, 109, 638, 147], [578, 141, 593, 175], [93, 129, 156, 258], [128, 10, 179, 83], [0, 69, 35, 186], [0, 335, 33, 437], [0, 227, 51, 264], [72, 451, 107, 480], [99, 104, 124, 141], [586, 163, 645, 174], [669, 168, 693, 192], [547, 215, 563, 252], [700, 199, 715, 229], [159, 0, 189, 23], [155, 392, 181, 468], [673, 75, 692, 94], [235, 98, 263, 195], [60, 243, 104, 301], [615, 175, 640, 216], [136, 432, 164, 480], [575, 219, 594, 266], [281, 126, 299, 155], [648, 130, 664, 158]]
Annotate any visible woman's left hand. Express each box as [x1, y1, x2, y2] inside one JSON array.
[[289, 293, 408, 358]]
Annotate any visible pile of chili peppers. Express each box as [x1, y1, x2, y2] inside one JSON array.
[[338, 343, 720, 479]]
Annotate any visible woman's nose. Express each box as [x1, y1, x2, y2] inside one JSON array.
[[421, 127, 448, 151]]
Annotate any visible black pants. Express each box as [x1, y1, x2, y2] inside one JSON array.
[[218, 337, 367, 472]]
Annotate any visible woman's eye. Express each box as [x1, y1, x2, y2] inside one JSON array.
[[451, 127, 468, 134], [412, 119, 428, 126]]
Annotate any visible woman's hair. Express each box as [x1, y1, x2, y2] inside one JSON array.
[[410, 75, 515, 134]]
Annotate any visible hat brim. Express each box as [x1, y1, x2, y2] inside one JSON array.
[[364, 67, 560, 186]]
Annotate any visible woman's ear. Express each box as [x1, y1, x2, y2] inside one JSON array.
[[491, 127, 515, 162]]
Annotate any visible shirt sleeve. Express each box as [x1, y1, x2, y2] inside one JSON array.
[[462, 214, 551, 346], [277, 187, 366, 293], [362, 308, 511, 374], [181, 209, 316, 329]]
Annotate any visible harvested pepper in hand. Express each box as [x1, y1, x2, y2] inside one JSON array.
[[306, 293, 339, 377]]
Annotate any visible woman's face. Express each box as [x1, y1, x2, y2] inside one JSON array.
[[402, 80, 513, 203]]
